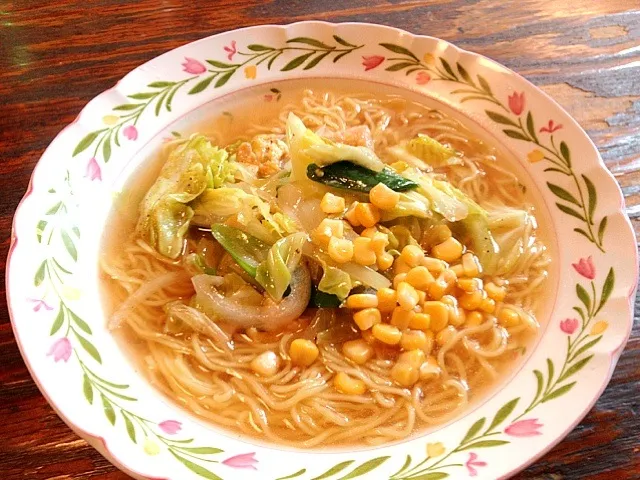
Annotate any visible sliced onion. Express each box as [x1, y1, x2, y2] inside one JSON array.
[[108, 271, 192, 330], [192, 264, 311, 332], [341, 261, 391, 290]]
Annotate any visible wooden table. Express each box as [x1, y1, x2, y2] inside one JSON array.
[[1, 1, 638, 479]]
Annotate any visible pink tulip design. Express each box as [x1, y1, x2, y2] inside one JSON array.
[[508, 91, 525, 115], [47, 338, 72, 363], [222, 452, 258, 470], [223, 41, 237, 61], [572, 256, 595, 280], [540, 119, 563, 133], [416, 71, 431, 85], [505, 418, 543, 437], [28, 298, 53, 312], [560, 318, 579, 334], [362, 55, 384, 71], [158, 420, 182, 435], [84, 157, 102, 181], [123, 125, 138, 141], [465, 452, 487, 477], [182, 57, 206, 75]]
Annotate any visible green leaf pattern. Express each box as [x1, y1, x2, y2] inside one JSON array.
[[34, 185, 226, 479], [72, 36, 362, 165], [377, 43, 607, 252]]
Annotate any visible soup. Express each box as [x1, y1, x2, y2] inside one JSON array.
[[101, 86, 551, 448]]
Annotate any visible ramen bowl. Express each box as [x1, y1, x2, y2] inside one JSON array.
[[7, 22, 637, 480]]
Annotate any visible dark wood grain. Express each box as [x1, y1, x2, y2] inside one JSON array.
[[0, 1, 638, 479]]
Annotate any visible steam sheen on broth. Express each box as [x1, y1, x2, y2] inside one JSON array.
[[101, 85, 550, 448]]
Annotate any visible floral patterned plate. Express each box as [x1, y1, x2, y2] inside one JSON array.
[[7, 21, 638, 480]]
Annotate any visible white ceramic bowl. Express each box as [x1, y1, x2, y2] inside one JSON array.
[[7, 21, 638, 480]]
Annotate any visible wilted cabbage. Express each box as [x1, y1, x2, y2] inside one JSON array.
[[255, 232, 308, 301], [286, 113, 385, 184], [137, 135, 235, 258]]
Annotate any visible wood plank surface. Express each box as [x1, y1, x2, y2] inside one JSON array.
[[0, 1, 638, 479]]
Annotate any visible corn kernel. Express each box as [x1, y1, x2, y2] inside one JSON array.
[[353, 308, 381, 330], [401, 245, 424, 267], [397, 282, 420, 311], [334, 372, 367, 395], [428, 279, 447, 300], [485, 282, 507, 302], [398, 348, 426, 367], [422, 256, 448, 274], [345, 293, 378, 309], [372, 323, 402, 345], [436, 325, 457, 346], [391, 306, 415, 330], [328, 237, 354, 264], [465, 311, 484, 327], [406, 266, 434, 290], [361, 227, 378, 238], [377, 288, 398, 312], [432, 237, 463, 263], [344, 202, 361, 227], [391, 362, 419, 387], [250, 351, 280, 376], [459, 290, 484, 310], [429, 269, 456, 300], [444, 268, 458, 282], [393, 272, 408, 289], [449, 306, 466, 327], [394, 257, 412, 276], [457, 277, 483, 292], [440, 295, 457, 307], [353, 236, 377, 266], [371, 232, 389, 255], [361, 329, 376, 344], [377, 252, 394, 270], [400, 330, 428, 351], [390, 160, 409, 172], [450, 264, 464, 277], [289, 339, 319, 367], [419, 356, 441, 380], [417, 290, 427, 304], [462, 252, 482, 277], [342, 339, 374, 365], [320, 192, 346, 214], [312, 218, 344, 245], [355, 202, 381, 228], [479, 297, 496, 314], [409, 312, 431, 330], [430, 224, 453, 244], [370, 183, 400, 210], [498, 307, 521, 327], [423, 301, 449, 332]]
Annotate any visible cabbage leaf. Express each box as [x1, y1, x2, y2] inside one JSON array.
[[286, 113, 385, 184], [407, 134, 461, 167], [192, 186, 298, 244], [211, 223, 270, 277], [381, 190, 431, 220], [255, 232, 307, 301], [317, 262, 353, 301], [137, 134, 235, 258]]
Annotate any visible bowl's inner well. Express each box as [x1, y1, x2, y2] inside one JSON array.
[[100, 77, 559, 451]]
